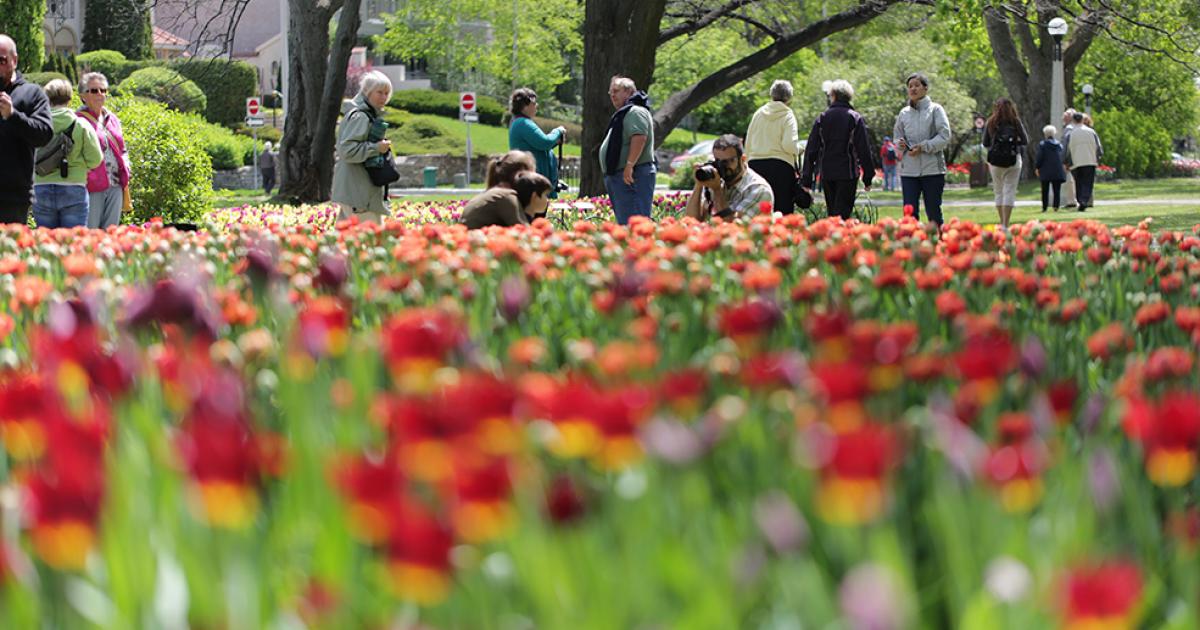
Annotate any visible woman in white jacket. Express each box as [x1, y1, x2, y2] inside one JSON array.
[[745, 80, 800, 214], [893, 73, 951, 229]]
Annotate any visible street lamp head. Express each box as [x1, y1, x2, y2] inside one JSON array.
[[1047, 17, 1068, 38], [1081, 83, 1094, 95]]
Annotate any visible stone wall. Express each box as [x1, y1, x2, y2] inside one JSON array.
[[213, 167, 259, 191], [212, 154, 583, 191]]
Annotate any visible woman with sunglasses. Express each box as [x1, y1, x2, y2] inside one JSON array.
[[77, 72, 131, 228]]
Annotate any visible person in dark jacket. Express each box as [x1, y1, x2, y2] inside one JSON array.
[[0, 34, 55, 224], [800, 79, 873, 220], [1034, 125, 1067, 213]]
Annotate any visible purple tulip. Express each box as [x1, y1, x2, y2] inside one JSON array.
[[498, 275, 531, 321]]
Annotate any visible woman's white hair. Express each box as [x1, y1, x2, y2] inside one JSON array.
[[1042, 125, 1057, 139], [769, 80, 793, 103], [823, 79, 854, 102], [79, 72, 109, 93], [359, 70, 393, 99]]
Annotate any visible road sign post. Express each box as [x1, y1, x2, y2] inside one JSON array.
[[247, 97, 264, 191], [461, 93, 476, 185]]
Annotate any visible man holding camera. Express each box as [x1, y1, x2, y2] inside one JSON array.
[[685, 134, 774, 221]]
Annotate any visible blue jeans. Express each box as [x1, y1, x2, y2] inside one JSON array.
[[901, 174, 945, 226], [33, 184, 90, 229], [882, 164, 898, 191], [604, 162, 656, 225]]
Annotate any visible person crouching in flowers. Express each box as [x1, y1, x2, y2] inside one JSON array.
[[460, 162, 550, 229], [684, 134, 774, 221]]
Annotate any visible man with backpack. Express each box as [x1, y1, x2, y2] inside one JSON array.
[[0, 34, 54, 225]]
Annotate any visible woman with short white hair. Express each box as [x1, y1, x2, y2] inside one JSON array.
[[76, 72, 131, 228], [34, 79, 102, 228], [1034, 124, 1067, 213], [745, 79, 800, 213], [331, 70, 394, 223], [800, 79, 874, 220]]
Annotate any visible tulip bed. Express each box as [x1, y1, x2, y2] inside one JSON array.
[[1, 213, 1199, 629]]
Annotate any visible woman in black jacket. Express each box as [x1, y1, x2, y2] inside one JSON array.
[[1034, 125, 1067, 213], [800, 79, 873, 220]]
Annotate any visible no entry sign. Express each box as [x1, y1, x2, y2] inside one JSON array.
[[460, 92, 476, 114], [246, 97, 261, 117]]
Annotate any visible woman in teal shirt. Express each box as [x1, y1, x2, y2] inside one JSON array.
[[508, 88, 566, 197]]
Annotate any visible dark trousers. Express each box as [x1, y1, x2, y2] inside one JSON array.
[[901, 175, 945, 226], [1040, 180, 1062, 210], [0, 204, 30, 225], [748, 158, 795, 215], [262, 169, 276, 195], [823, 178, 858, 220], [1072, 166, 1096, 208]]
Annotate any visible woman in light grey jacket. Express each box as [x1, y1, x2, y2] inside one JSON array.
[[331, 71, 393, 224], [893, 73, 951, 229]]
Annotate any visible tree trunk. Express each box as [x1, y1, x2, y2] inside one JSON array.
[[579, 0, 667, 197], [982, 2, 1105, 174], [278, 0, 362, 203]]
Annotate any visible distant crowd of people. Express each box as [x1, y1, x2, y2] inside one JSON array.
[[2, 29, 1106, 233]]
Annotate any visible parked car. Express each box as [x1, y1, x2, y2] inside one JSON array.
[[668, 140, 715, 173]]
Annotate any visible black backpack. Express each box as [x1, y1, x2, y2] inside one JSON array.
[[987, 124, 1020, 167], [35, 120, 77, 178], [886, 145, 897, 161]]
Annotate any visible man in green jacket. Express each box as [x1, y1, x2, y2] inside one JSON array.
[[33, 79, 102, 228]]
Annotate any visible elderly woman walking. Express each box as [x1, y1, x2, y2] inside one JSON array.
[[76, 72, 130, 229], [33, 79, 102, 228], [893, 73, 951, 230], [331, 70, 394, 224], [800, 79, 873, 220], [745, 80, 800, 214]]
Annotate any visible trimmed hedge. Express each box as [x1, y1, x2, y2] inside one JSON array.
[[118, 67, 207, 115], [1093, 109, 1173, 179], [388, 90, 506, 126], [77, 50, 129, 83], [109, 97, 212, 224], [172, 59, 258, 126], [42, 52, 78, 86], [23, 72, 69, 87]]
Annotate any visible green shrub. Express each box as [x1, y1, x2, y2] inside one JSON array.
[[388, 90, 506, 126], [669, 155, 709, 190], [109, 97, 212, 224], [77, 50, 131, 82], [22, 72, 69, 87], [118, 67, 207, 114], [531, 115, 581, 145], [172, 59, 258, 126], [1091, 109, 1172, 179], [188, 116, 257, 169], [234, 124, 282, 145]]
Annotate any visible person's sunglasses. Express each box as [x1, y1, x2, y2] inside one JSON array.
[[85, 87, 109, 94]]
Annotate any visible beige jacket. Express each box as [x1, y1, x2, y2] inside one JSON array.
[[331, 95, 387, 213], [745, 101, 799, 164], [1064, 125, 1103, 168]]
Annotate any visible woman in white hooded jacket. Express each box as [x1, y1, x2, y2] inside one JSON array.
[[745, 80, 800, 214], [893, 73, 951, 229]]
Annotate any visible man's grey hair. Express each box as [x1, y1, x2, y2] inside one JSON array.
[[358, 70, 393, 99], [824, 79, 854, 102], [769, 80, 793, 103], [1062, 108, 1076, 123], [1042, 125, 1057, 139], [611, 75, 636, 92], [44, 78, 74, 106], [80, 72, 109, 92]]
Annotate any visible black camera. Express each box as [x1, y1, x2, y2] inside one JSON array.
[[694, 160, 720, 182]]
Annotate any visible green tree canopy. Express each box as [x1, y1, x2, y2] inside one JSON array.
[[0, 0, 47, 73]]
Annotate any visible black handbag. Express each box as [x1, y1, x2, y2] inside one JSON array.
[[793, 159, 813, 209], [365, 153, 400, 187]]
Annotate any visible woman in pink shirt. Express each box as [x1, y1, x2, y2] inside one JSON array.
[[76, 72, 131, 228]]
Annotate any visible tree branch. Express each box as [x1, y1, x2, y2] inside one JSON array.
[[658, 0, 764, 45], [726, 12, 783, 39], [653, 0, 927, 140]]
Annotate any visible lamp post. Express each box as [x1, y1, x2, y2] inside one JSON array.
[[1048, 17, 1069, 132], [1081, 83, 1094, 117]]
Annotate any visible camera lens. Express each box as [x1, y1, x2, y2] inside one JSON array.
[[694, 164, 718, 182]]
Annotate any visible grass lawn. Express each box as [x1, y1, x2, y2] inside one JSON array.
[[873, 201, 1200, 232], [868, 178, 1199, 202]]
